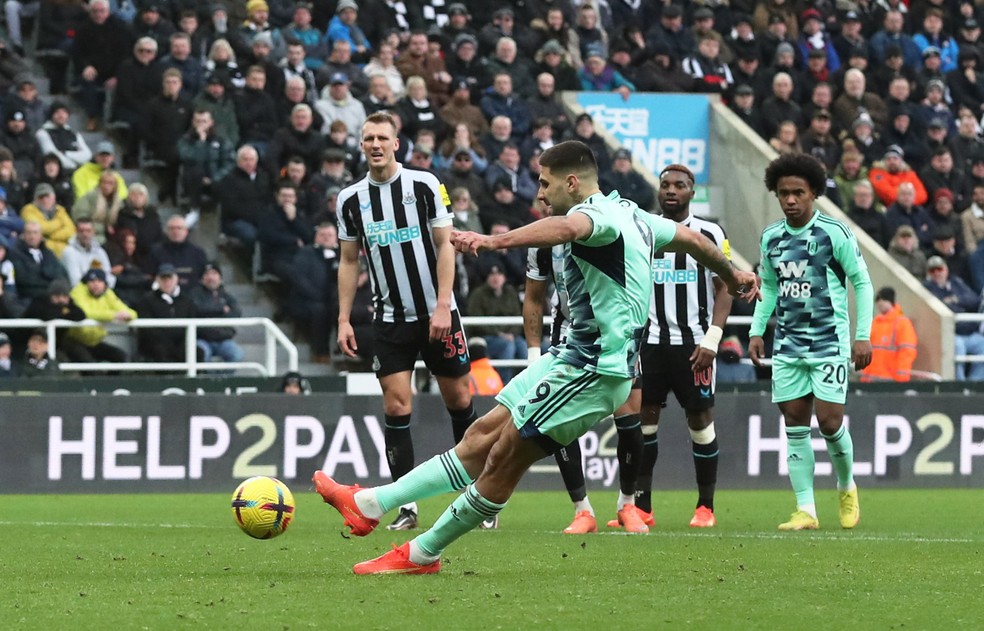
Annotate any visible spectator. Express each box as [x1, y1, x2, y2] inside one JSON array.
[[847, 180, 890, 248], [927, 224, 968, 280], [310, 148, 353, 201], [282, 2, 329, 70], [60, 215, 114, 288], [913, 8, 960, 74], [20, 328, 59, 378], [287, 222, 339, 363], [36, 0, 88, 94], [205, 39, 246, 91], [466, 264, 526, 382], [535, 39, 580, 94], [236, 0, 286, 62], [188, 262, 244, 367], [833, 11, 868, 66], [215, 145, 272, 251], [570, 112, 611, 175], [446, 33, 490, 101], [20, 279, 84, 348], [143, 68, 192, 202], [947, 49, 984, 116], [962, 182, 984, 251], [0, 331, 20, 377], [800, 109, 840, 172], [484, 144, 538, 206], [324, 119, 362, 172], [315, 72, 367, 138], [72, 0, 134, 131], [0, 235, 21, 317], [929, 189, 966, 250], [834, 145, 870, 203], [951, 115, 984, 174], [176, 9, 210, 63], [769, 120, 802, 155], [160, 32, 205, 102], [923, 255, 984, 380], [131, 4, 174, 53], [34, 103, 91, 174], [276, 75, 323, 129], [921, 79, 956, 135], [316, 39, 367, 97], [439, 145, 489, 209], [326, 0, 371, 61], [870, 145, 929, 207], [71, 141, 128, 201], [0, 191, 24, 243], [105, 228, 151, 307], [466, 337, 503, 395], [473, 220, 526, 287], [268, 104, 325, 176], [479, 115, 512, 164], [884, 107, 931, 172], [191, 75, 239, 147], [579, 45, 637, 97], [64, 267, 135, 365], [601, 148, 654, 211], [527, 71, 571, 139], [832, 69, 888, 133], [441, 3, 476, 47], [0, 108, 41, 184], [258, 184, 313, 280], [486, 36, 537, 99], [71, 171, 123, 242], [0, 150, 25, 212], [246, 34, 286, 100], [870, 9, 922, 69], [921, 147, 971, 210], [278, 41, 317, 100], [518, 118, 555, 167], [861, 287, 918, 383], [114, 183, 163, 261], [280, 370, 312, 394], [760, 72, 802, 140], [797, 9, 841, 72], [440, 80, 488, 140], [886, 180, 935, 250], [20, 184, 74, 257], [112, 37, 165, 163], [729, 84, 765, 137], [235, 66, 279, 158], [30, 154, 74, 212], [396, 30, 452, 106], [449, 186, 483, 233], [136, 263, 202, 364], [361, 72, 399, 117], [646, 4, 695, 63], [888, 224, 929, 278], [148, 215, 207, 289], [479, 7, 538, 59], [177, 109, 236, 213]]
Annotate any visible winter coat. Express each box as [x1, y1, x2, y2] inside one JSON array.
[[862, 304, 918, 382], [19, 202, 75, 257], [36, 122, 92, 171], [61, 236, 115, 288], [188, 284, 240, 342], [67, 283, 137, 347]]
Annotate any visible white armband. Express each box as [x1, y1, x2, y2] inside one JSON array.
[[699, 325, 723, 353], [527, 346, 541, 363]]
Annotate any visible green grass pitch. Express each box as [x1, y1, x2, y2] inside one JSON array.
[[2, 489, 981, 629]]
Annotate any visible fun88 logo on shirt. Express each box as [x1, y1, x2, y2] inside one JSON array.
[[652, 259, 697, 284], [366, 220, 421, 247]]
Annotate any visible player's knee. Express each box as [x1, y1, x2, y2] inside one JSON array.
[[688, 422, 716, 445], [383, 398, 412, 416], [686, 410, 713, 431]]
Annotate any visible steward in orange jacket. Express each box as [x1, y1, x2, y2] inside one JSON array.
[[467, 339, 504, 395], [862, 288, 918, 382]]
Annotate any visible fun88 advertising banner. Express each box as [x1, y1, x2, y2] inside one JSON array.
[[575, 93, 711, 212]]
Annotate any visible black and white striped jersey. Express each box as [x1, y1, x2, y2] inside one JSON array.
[[338, 164, 455, 323], [647, 213, 730, 346], [527, 244, 571, 346]]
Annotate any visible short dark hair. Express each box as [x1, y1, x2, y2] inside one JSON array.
[[538, 140, 598, 176], [660, 164, 695, 186], [764, 153, 827, 195]]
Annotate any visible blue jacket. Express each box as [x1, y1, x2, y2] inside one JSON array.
[[913, 33, 959, 73], [870, 31, 923, 69], [923, 276, 982, 335], [479, 92, 531, 140]]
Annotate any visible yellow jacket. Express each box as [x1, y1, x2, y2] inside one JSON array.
[[70, 162, 129, 200], [20, 202, 76, 257], [66, 283, 138, 347]]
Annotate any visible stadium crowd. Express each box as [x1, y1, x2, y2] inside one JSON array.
[[0, 0, 983, 380]]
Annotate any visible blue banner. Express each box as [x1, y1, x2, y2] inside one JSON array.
[[575, 93, 710, 184]]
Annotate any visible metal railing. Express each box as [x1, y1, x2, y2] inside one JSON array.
[[954, 313, 984, 365], [0, 317, 298, 376]]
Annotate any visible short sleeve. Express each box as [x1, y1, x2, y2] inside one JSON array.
[[337, 187, 360, 241], [572, 204, 619, 247]]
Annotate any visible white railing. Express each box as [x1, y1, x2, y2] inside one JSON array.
[[954, 313, 984, 365], [0, 317, 297, 376]]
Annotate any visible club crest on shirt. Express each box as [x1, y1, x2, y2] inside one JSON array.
[[808, 241, 818, 255], [403, 192, 416, 205]]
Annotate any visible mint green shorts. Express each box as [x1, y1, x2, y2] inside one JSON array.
[[496, 353, 632, 452], [771, 355, 850, 404]]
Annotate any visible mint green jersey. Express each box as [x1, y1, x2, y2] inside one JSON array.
[[553, 191, 677, 377], [750, 210, 873, 358]]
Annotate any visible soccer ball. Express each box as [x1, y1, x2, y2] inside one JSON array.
[[230, 476, 295, 539]]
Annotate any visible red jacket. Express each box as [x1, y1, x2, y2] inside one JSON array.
[[868, 164, 928, 207], [862, 304, 918, 382]]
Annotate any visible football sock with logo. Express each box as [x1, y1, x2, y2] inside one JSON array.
[[785, 426, 816, 514], [358, 449, 474, 519], [411, 484, 507, 563], [555, 440, 589, 505], [634, 425, 659, 514], [615, 413, 643, 500], [821, 424, 856, 492], [384, 414, 414, 481], [448, 403, 478, 444], [690, 424, 719, 511]]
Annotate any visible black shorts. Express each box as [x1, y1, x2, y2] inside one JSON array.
[[371, 310, 471, 379], [640, 343, 715, 411]]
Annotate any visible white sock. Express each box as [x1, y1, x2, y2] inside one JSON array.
[[617, 492, 635, 510], [573, 498, 594, 515], [353, 489, 383, 519], [838, 480, 857, 493], [408, 539, 440, 565], [798, 503, 818, 519]]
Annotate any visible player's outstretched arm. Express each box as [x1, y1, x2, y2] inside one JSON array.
[[667, 224, 760, 302], [451, 215, 594, 255]]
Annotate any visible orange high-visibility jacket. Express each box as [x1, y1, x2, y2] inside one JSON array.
[[862, 304, 918, 382], [468, 358, 504, 395]]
